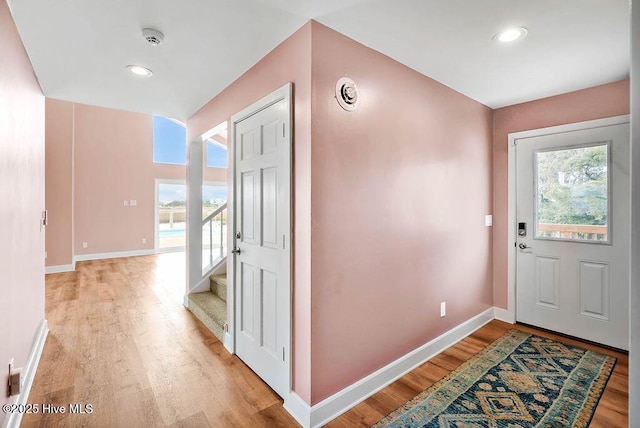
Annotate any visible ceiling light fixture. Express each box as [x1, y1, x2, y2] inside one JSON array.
[[493, 27, 528, 43], [126, 65, 153, 77]]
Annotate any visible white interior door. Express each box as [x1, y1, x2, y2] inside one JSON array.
[[516, 121, 630, 350], [232, 85, 291, 398]]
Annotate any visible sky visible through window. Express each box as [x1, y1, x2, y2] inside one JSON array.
[[153, 116, 186, 165], [207, 141, 227, 168], [154, 115, 228, 168]]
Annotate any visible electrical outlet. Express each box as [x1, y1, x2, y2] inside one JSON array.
[[124, 200, 128, 206], [130, 200, 137, 206], [141, 238, 147, 245], [82, 242, 88, 249], [7, 359, 22, 397], [485, 215, 493, 227], [440, 302, 446, 318], [44, 251, 47, 259]]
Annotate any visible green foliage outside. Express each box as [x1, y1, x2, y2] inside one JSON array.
[[536, 145, 608, 226]]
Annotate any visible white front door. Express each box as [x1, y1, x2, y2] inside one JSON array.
[[515, 121, 630, 350], [232, 84, 291, 398]]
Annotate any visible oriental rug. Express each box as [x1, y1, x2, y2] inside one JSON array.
[[372, 330, 615, 428]]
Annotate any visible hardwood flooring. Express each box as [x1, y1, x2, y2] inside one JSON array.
[[24, 254, 298, 428], [329, 322, 628, 428], [25, 254, 627, 427]]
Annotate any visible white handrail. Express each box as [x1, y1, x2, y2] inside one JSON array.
[[202, 202, 227, 273], [202, 202, 227, 226]]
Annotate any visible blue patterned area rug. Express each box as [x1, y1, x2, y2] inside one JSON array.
[[372, 330, 616, 428]]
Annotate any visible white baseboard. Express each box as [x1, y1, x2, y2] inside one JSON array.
[[2, 319, 48, 428], [74, 249, 155, 262], [300, 307, 495, 428], [494, 307, 515, 323], [284, 392, 311, 428], [188, 272, 212, 294], [223, 332, 233, 354], [45, 262, 76, 274]]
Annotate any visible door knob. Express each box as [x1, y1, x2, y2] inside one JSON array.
[[231, 247, 241, 255], [518, 242, 528, 249]]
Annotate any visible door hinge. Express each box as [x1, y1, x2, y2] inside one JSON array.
[[282, 235, 286, 249], [282, 347, 285, 361], [282, 122, 286, 137]]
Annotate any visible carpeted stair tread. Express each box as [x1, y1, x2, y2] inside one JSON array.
[[187, 291, 226, 342], [209, 274, 227, 302]]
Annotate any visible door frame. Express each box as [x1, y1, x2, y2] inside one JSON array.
[[504, 114, 630, 324], [225, 83, 293, 391]]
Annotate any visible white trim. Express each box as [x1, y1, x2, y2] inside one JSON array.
[[188, 271, 213, 294], [228, 82, 293, 397], [2, 320, 48, 428], [223, 332, 233, 353], [74, 249, 155, 262], [45, 262, 76, 274], [506, 115, 630, 322], [493, 307, 515, 323], [201, 121, 228, 142], [283, 392, 312, 428], [305, 308, 495, 428]]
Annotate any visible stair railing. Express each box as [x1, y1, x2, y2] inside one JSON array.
[[202, 202, 227, 273]]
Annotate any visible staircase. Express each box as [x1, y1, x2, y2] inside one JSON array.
[[187, 274, 227, 342]]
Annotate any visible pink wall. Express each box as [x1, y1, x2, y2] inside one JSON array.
[[492, 79, 630, 308], [187, 22, 313, 402], [309, 22, 493, 404], [73, 104, 156, 254], [45, 98, 74, 266], [0, 0, 45, 410], [45, 100, 226, 263]]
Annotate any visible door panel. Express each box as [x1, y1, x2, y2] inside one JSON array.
[[233, 93, 290, 398], [516, 122, 629, 350], [261, 167, 278, 248], [578, 261, 610, 320], [535, 256, 559, 309]]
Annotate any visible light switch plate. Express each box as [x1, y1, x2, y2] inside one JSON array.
[[485, 215, 493, 227]]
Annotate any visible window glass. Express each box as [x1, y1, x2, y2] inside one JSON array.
[[535, 144, 609, 242], [153, 116, 186, 165], [206, 140, 228, 168]]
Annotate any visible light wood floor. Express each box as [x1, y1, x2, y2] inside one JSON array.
[[25, 254, 627, 427]]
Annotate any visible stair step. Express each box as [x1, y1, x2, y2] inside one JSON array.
[[210, 274, 227, 302], [187, 291, 227, 342]]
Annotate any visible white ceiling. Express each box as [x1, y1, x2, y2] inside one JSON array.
[[8, 0, 630, 119]]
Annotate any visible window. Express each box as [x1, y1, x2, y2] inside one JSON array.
[[206, 140, 228, 168], [153, 116, 186, 165], [535, 143, 610, 242]]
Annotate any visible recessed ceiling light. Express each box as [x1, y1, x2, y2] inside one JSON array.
[[126, 65, 153, 77], [493, 27, 528, 43]]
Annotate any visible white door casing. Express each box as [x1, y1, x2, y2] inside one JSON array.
[[229, 83, 292, 398], [515, 120, 630, 350]]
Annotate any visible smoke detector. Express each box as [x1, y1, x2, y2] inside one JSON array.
[[142, 28, 164, 46]]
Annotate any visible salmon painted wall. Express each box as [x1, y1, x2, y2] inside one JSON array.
[[0, 0, 45, 410], [45, 100, 226, 263], [309, 22, 493, 404], [45, 98, 74, 266], [492, 79, 630, 308], [187, 22, 313, 402], [73, 104, 156, 254]]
